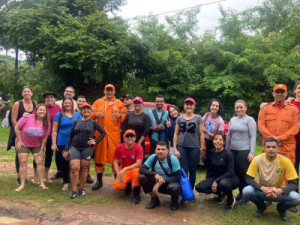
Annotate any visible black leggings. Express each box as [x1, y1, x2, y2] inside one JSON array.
[[195, 176, 239, 200], [139, 174, 181, 197], [33, 139, 53, 169], [231, 149, 250, 195], [58, 146, 70, 184]]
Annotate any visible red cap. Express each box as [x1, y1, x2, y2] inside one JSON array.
[[184, 97, 196, 105], [124, 129, 136, 136], [133, 96, 143, 104], [273, 84, 287, 91], [81, 103, 92, 109], [105, 84, 115, 90]]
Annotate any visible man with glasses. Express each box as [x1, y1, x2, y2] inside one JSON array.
[[55, 86, 78, 110], [258, 84, 299, 165], [113, 129, 143, 204], [91, 84, 126, 190]]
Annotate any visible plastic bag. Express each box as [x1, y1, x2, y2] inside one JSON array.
[[180, 168, 195, 201], [1, 110, 10, 129]]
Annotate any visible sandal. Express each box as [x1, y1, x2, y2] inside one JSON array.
[[39, 185, 48, 190], [62, 184, 69, 191]]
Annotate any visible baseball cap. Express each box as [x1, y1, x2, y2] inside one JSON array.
[[81, 103, 92, 109], [124, 129, 136, 136], [184, 97, 196, 105], [133, 96, 143, 104], [122, 94, 134, 100], [273, 84, 287, 91], [43, 92, 57, 98], [105, 84, 115, 90]]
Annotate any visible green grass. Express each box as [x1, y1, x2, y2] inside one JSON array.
[[0, 126, 299, 224]]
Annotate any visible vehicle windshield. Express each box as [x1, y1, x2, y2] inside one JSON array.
[[142, 105, 156, 114]]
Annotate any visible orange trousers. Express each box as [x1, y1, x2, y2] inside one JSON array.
[[113, 168, 140, 190]]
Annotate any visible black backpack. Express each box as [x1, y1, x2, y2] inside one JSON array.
[[151, 154, 173, 177]]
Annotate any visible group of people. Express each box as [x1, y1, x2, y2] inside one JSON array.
[[4, 80, 300, 222]]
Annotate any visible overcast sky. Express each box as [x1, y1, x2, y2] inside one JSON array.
[[117, 0, 263, 32]]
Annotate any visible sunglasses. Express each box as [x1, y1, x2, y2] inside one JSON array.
[[125, 134, 135, 138]]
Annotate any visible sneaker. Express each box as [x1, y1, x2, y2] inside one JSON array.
[[254, 204, 267, 218], [78, 189, 85, 197], [69, 191, 77, 199], [146, 196, 160, 209], [214, 194, 225, 204], [236, 197, 250, 205], [289, 206, 298, 213], [224, 197, 236, 211], [276, 206, 291, 222]]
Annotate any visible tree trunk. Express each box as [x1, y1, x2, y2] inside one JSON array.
[[15, 47, 18, 69]]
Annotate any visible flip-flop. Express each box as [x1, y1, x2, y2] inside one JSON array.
[[39, 185, 48, 190], [62, 184, 69, 191], [15, 186, 24, 192]]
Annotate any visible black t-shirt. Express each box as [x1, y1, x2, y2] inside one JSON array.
[[206, 149, 235, 183], [65, 119, 106, 150], [123, 112, 150, 143]]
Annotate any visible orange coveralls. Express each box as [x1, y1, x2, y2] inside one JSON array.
[[92, 96, 126, 171], [258, 102, 300, 164]]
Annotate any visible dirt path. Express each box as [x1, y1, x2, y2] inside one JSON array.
[[0, 162, 215, 225]]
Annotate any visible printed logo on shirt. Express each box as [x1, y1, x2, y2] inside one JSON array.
[[86, 156, 91, 160], [276, 168, 282, 176], [131, 155, 136, 160], [205, 121, 213, 132], [220, 158, 224, 161], [27, 127, 43, 136]]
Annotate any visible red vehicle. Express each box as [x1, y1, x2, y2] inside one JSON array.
[[142, 102, 172, 154]]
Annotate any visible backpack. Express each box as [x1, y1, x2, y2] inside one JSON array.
[[150, 109, 166, 141]]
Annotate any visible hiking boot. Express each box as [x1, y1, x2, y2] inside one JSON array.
[[171, 195, 179, 211], [131, 187, 141, 205], [78, 189, 85, 197], [236, 197, 250, 205], [276, 206, 291, 222], [146, 196, 160, 209], [125, 183, 132, 195], [288, 206, 298, 213], [69, 191, 77, 199], [224, 197, 236, 211], [254, 203, 267, 218], [86, 174, 94, 184]]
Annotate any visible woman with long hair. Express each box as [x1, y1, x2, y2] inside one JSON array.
[[8, 86, 37, 184], [51, 97, 82, 191], [64, 103, 106, 198], [225, 100, 257, 205], [195, 134, 238, 211], [202, 99, 225, 155], [166, 105, 180, 155], [14, 104, 50, 192], [173, 98, 205, 189]]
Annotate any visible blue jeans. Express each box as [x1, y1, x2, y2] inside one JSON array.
[[243, 185, 300, 211], [177, 145, 199, 189]]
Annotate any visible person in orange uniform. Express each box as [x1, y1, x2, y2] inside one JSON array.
[[113, 130, 143, 204], [258, 84, 300, 165], [91, 84, 126, 190]]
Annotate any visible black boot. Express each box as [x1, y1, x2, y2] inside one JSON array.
[[170, 195, 179, 211], [146, 196, 160, 209], [92, 173, 103, 191], [131, 187, 141, 205], [125, 182, 132, 195]]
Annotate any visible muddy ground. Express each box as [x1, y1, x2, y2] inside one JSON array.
[[0, 161, 216, 225]]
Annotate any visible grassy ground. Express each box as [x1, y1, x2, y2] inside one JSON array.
[[0, 126, 299, 224]]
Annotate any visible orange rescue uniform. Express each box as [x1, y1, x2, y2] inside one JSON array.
[[258, 102, 300, 164], [113, 168, 140, 190], [92, 96, 126, 171]]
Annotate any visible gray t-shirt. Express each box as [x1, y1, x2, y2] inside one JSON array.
[[176, 115, 203, 148], [225, 115, 257, 154]]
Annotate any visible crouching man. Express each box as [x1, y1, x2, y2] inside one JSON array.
[[139, 141, 181, 211], [243, 137, 300, 222], [113, 129, 143, 204]]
